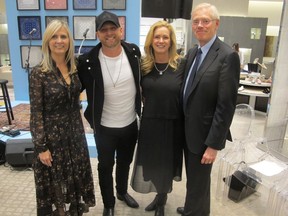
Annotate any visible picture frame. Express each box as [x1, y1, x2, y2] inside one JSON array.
[[45, 16, 69, 27], [17, 0, 40, 11], [118, 16, 126, 40], [44, 0, 68, 10], [18, 16, 42, 40], [102, 0, 126, 10], [75, 46, 94, 55], [73, 16, 96, 40], [73, 0, 97, 10], [20, 46, 42, 68]]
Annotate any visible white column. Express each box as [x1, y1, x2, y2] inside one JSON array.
[[264, 1, 288, 156]]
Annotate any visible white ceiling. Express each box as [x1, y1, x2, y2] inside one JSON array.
[[249, 1, 283, 25], [0, 0, 284, 29], [251, 0, 282, 1]]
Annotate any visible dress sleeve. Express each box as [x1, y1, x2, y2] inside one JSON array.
[[29, 68, 48, 154]]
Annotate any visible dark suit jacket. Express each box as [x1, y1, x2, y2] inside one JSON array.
[[182, 37, 240, 154]]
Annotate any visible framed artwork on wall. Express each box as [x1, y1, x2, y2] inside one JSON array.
[[73, 0, 97, 10], [73, 16, 96, 40], [102, 0, 126, 10], [20, 46, 42, 68], [18, 16, 42, 40], [118, 16, 126, 40], [17, 0, 40, 11], [44, 0, 68, 10], [45, 16, 69, 27], [75, 46, 94, 55]]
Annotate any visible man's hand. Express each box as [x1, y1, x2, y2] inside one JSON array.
[[201, 147, 218, 164]]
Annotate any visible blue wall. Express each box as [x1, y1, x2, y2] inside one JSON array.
[[5, 0, 141, 101]]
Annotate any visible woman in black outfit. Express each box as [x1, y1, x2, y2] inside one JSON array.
[[131, 20, 185, 216]]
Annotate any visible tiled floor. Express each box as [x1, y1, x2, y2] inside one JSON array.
[[0, 87, 273, 216]]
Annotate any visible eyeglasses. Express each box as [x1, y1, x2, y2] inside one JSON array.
[[192, 19, 215, 26]]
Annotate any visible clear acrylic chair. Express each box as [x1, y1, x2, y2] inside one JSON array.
[[215, 104, 288, 216], [215, 104, 255, 200], [247, 138, 288, 216]]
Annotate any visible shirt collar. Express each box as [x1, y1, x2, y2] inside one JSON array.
[[198, 35, 217, 56]]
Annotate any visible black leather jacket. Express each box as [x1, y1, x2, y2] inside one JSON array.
[[77, 41, 142, 130]]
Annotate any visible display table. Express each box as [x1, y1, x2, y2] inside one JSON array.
[[238, 80, 271, 111]]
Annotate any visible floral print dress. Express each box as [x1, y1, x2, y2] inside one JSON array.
[[29, 66, 95, 215]]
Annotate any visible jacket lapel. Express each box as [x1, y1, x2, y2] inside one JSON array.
[[184, 48, 197, 80], [186, 40, 220, 97]]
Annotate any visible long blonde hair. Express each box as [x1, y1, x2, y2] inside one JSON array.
[[141, 20, 180, 75], [40, 20, 76, 73]]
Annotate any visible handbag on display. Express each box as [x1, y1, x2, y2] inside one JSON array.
[[224, 161, 261, 202]]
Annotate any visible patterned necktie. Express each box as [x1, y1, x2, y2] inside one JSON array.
[[183, 48, 202, 107]]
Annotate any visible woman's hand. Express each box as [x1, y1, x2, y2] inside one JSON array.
[[39, 150, 53, 167]]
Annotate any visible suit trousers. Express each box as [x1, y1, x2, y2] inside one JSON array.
[[183, 146, 212, 216], [94, 120, 138, 208]]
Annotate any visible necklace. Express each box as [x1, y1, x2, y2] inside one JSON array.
[[103, 51, 123, 87], [58, 66, 71, 85], [154, 63, 169, 75]]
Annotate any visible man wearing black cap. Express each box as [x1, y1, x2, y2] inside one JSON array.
[[77, 11, 141, 216]]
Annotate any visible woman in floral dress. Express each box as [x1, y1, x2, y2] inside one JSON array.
[[29, 20, 95, 216]]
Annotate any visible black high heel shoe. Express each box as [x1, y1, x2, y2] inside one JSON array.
[[52, 208, 68, 216], [145, 194, 167, 211], [155, 205, 165, 216], [69, 203, 89, 216]]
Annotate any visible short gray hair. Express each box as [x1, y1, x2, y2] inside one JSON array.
[[191, 3, 220, 20]]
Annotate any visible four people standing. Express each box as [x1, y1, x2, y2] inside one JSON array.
[[77, 11, 141, 216], [30, 4, 240, 215], [29, 20, 95, 216], [131, 21, 185, 216], [177, 3, 240, 216]]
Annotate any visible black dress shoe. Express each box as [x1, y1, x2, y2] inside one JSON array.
[[145, 194, 167, 211], [155, 205, 165, 216], [116, 193, 139, 208], [103, 207, 114, 216], [177, 207, 184, 214]]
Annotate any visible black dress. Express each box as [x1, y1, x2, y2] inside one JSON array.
[[29, 66, 95, 215], [131, 63, 184, 193]]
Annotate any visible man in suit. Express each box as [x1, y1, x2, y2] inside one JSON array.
[[177, 3, 240, 216]]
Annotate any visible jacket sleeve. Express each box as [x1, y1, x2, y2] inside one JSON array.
[[205, 50, 240, 150]]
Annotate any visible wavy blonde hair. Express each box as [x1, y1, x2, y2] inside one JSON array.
[[40, 20, 76, 73], [141, 20, 180, 75]]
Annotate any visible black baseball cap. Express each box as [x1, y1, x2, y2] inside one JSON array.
[[96, 11, 120, 31]]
